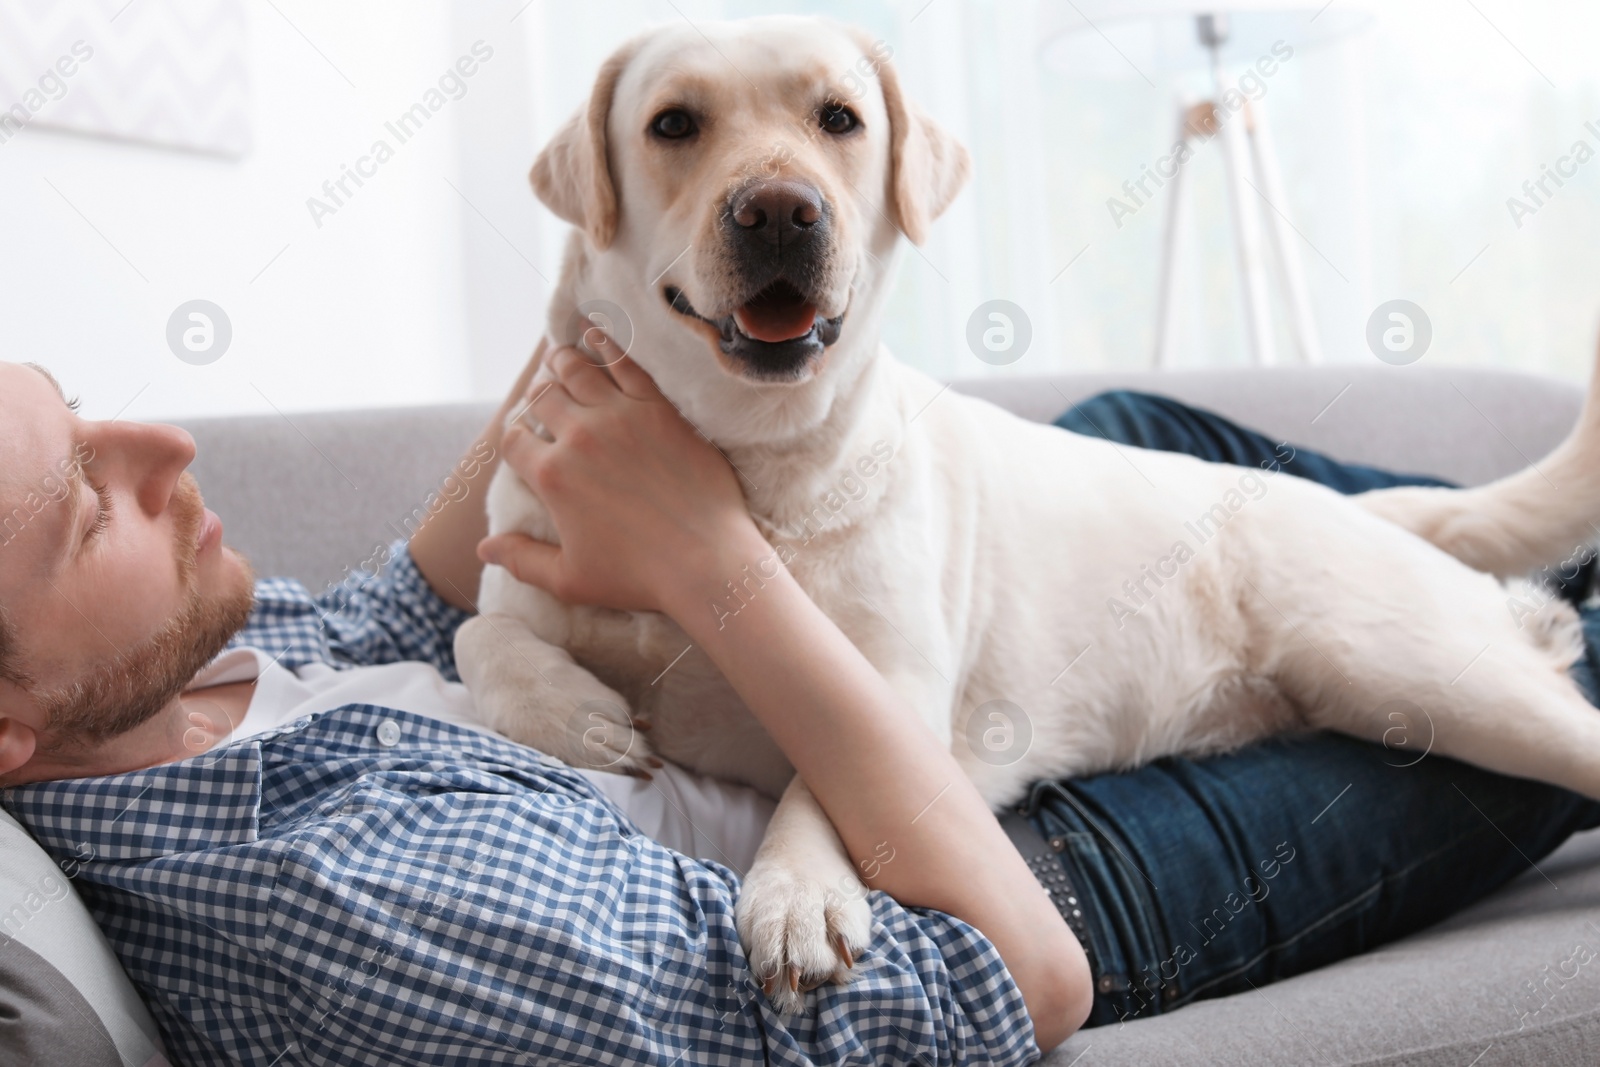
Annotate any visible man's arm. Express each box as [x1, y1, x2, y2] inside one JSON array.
[[232, 342, 548, 678], [406, 338, 548, 611]]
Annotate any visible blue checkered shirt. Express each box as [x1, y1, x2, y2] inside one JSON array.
[[4, 542, 1038, 1066]]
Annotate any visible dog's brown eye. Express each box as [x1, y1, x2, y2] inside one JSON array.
[[651, 109, 696, 139], [818, 103, 858, 135]]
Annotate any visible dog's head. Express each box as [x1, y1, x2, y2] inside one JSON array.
[[532, 16, 968, 439]]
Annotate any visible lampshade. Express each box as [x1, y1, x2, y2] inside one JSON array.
[[1037, 1, 1374, 79]]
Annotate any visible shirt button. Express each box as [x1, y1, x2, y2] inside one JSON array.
[[376, 719, 402, 747], [1097, 975, 1115, 993]]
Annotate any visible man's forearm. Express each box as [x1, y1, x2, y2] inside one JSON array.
[[407, 419, 505, 611], [409, 342, 547, 610], [664, 535, 1092, 1047]]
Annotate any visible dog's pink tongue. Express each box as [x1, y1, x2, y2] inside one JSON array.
[[734, 289, 818, 343]]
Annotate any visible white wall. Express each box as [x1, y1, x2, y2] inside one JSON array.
[[0, 1, 550, 422]]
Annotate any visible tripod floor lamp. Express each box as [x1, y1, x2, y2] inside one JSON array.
[[1039, 2, 1373, 366]]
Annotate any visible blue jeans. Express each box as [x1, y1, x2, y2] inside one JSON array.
[[1029, 391, 1600, 1028]]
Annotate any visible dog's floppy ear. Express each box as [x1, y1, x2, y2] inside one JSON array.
[[530, 40, 639, 250], [860, 37, 971, 245]]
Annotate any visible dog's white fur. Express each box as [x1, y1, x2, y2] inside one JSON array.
[[456, 15, 1600, 1012]]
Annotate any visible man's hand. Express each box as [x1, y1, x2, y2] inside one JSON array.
[[478, 346, 765, 616]]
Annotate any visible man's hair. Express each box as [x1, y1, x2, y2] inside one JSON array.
[[38, 583, 254, 749], [0, 604, 25, 688]]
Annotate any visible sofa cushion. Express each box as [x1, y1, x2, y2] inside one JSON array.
[[0, 808, 170, 1067], [953, 363, 1582, 488], [182, 364, 1584, 592], [1045, 827, 1600, 1065]]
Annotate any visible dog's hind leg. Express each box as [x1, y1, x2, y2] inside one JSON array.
[[1358, 332, 1600, 579], [1248, 513, 1600, 800], [1328, 639, 1600, 802], [1328, 650, 1600, 803]]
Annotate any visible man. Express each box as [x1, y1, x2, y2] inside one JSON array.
[[0, 351, 1062, 1064]]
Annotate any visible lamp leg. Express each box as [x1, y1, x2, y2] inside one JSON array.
[[1153, 102, 1202, 369], [1213, 52, 1277, 365], [1246, 99, 1323, 364]]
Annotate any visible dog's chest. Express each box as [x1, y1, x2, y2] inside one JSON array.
[[558, 523, 940, 799], [562, 606, 797, 795]]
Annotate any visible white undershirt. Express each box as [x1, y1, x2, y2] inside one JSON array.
[[186, 647, 775, 873]]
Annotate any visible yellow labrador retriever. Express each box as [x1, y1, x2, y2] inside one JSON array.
[[456, 14, 1600, 1012]]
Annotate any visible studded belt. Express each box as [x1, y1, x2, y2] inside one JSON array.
[[997, 807, 1099, 978]]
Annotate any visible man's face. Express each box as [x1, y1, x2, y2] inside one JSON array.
[[0, 362, 255, 784]]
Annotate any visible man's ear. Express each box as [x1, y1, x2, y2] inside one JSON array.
[[0, 716, 39, 783], [858, 36, 971, 246], [530, 39, 641, 251]]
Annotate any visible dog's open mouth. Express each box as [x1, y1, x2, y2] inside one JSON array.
[[665, 281, 845, 381]]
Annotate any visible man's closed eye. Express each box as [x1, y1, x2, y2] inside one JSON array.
[[85, 480, 112, 544]]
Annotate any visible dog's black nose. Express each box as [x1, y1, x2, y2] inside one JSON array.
[[729, 179, 824, 251]]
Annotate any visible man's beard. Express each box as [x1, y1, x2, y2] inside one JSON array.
[[38, 473, 256, 753]]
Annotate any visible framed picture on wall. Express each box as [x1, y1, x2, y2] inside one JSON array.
[[0, 0, 250, 157]]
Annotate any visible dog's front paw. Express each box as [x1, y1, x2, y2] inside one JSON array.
[[456, 614, 664, 779], [736, 859, 873, 1014], [558, 696, 662, 779]]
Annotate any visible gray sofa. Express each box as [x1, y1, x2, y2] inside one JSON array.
[[176, 363, 1598, 1065]]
